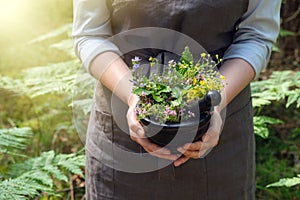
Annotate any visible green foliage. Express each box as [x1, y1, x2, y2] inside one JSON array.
[[0, 20, 87, 199], [251, 70, 300, 139], [0, 127, 33, 156], [251, 70, 300, 109], [253, 116, 283, 139], [252, 70, 300, 191], [0, 126, 85, 200], [267, 175, 300, 188], [279, 29, 296, 37], [0, 150, 85, 200], [132, 48, 224, 123]]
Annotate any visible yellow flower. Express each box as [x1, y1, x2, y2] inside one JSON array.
[[193, 77, 197, 85], [200, 80, 207, 86], [220, 75, 226, 80]]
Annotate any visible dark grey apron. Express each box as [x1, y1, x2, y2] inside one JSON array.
[[86, 0, 255, 199]]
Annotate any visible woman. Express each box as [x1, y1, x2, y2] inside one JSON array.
[[72, 0, 281, 199]]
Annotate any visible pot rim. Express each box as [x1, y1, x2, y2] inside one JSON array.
[[140, 113, 211, 129]]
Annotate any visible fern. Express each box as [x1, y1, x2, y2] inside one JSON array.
[[0, 75, 26, 95], [54, 153, 86, 177], [251, 70, 300, 108], [0, 178, 53, 200], [251, 70, 300, 139], [50, 39, 76, 58], [0, 127, 33, 157], [266, 174, 300, 188], [253, 116, 283, 139], [28, 23, 73, 44], [1, 150, 85, 200]]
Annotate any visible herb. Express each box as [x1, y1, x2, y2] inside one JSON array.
[[131, 47, 225, 123]]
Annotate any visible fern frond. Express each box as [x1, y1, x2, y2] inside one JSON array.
[[28, 23, 73, 44], [50, 39, 76, 58], [55, 153, 85, 177], [266, 174, 300, 188], [43, 165, 68, 183], [3, 150, 85, 199], [253, 116, 283, 139], [0, 177, 53, 200], [0, 75, 26, 95], [0, 127, 32, 156], [22, 171, 53, 187], [251, 70, 300, 108], [22, 60, 81, 98]]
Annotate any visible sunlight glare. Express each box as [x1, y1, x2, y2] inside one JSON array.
[[0, 0, 28, 28]]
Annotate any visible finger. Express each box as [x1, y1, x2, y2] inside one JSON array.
[[174, 156, 190, 167], [202, 112, 222, 143], [148, 151, 181, 161], [137, 137, 170, 154], [127, 114, 144, 138], [201, 129, 219, 149], [182, 141, 202, 151], [177, 147, 201, 159], [132, 137, 180, 160]]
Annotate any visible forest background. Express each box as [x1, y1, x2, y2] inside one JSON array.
[[0, 0, 299, 199]]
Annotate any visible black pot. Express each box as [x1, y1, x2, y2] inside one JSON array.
[[140, 90, 221, 152], [141, 113, 211, 152]]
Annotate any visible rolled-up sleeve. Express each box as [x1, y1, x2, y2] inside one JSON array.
[[223, 0, 281, 79], [72, 0, 121, 73]]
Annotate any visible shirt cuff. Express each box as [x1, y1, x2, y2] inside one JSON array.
[[222, 40, 272, 80], [75, 37, 122, 74]]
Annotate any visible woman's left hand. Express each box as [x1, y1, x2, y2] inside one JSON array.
[[174, 109, 223, 167]]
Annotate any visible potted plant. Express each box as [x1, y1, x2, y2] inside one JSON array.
[[131, 47, 225, 151]]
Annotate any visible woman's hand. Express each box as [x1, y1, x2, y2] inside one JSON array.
[[174, 108, 223, 167], [127, 94, 180, 161]]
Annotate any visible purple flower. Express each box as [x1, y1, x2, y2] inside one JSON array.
[[133, 63, 140, 69], [179, 108, 186, 116], [188, 110, 195, 118], [142, 108, 147, 114], [141, 91, 147, 97], [165, 106, 177, 117], [132, 56, 142, 69]]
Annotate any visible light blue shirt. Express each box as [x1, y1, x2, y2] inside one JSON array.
[[72, 0, 281, 79]]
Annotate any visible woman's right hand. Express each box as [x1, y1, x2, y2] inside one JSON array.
[[126, 94, 180, 161]]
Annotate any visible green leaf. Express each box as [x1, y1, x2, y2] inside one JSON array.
[[180, 46, 194, 63], [171, 99, 182, 107], [171, 87, 182, 99], [253, 116, 283, 139], [152, 94, 164, 102], [0, 127, 33, 156], [279, 29, 296, 37], [22, 171, 53, 187], [43, 165, 68, 183], [286, 89, 300, 108], [272, 44, 281, 52], [156, 84, 170, 94], [132, 88, 152, 95], [266, 175, 300, 188]]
